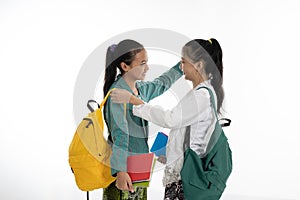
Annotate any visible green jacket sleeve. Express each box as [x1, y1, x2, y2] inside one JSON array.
[[137, 62, 183, 102], [108, 100, 129, 176]]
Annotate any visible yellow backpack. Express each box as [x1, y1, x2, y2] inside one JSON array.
[[69, 90, 116, 193]]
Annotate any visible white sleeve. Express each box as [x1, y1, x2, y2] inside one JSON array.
[[133, 89, 211, 129]]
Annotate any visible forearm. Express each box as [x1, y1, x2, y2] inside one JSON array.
[[110, 136, 129, 175], [133, 104, 178, 128], [133, 90, 210, 129], [109, 102, 130, 175], [137, 62, 183, 101]]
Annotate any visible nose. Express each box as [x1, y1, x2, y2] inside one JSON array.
[[144, 64, 149, 72]]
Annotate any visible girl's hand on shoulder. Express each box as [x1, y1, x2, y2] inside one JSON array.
[[111, 89, 132, 104]]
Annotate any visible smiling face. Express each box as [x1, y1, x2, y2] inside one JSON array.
[[181, 57, 198, 81], [121, 49, 149, 81], [181, 44, 210, 86]]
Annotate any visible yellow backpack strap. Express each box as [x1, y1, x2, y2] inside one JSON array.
[[100, 88, 126, 116], [100, 88, 116, 108]]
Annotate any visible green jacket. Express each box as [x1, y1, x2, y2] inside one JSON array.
[[104, 62, 182, 175]]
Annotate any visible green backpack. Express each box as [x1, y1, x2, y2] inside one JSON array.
[[180, 87, 232, 200]]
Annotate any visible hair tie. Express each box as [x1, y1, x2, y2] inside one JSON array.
[[110, 44, 117, 53], [207, 39, 212, 44]]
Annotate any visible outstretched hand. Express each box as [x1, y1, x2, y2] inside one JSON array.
[[110, 89, 132, 104]]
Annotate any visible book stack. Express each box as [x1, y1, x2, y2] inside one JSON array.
[[127, 153, 156, 187]]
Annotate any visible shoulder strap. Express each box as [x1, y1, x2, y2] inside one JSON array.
[[196, 86, 231, 127], [183, 87, 215, 151], [183, 126, 191, 150], [183, 86, 231, 152], [87, 88, 126, 115], [196, 86, 218, 119], [86, 89, 116, 113], [99, 88, 127, 144], [100, 88, 116, 108], [100, 88, 126, 113]]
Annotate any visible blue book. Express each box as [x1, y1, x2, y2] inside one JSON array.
[[150, 132, 168, 157]]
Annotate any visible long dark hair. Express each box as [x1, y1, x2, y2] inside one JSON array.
[[103, 39, 144, 96], [182, 38, 224, 113]]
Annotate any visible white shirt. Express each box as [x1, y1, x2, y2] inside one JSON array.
[[133, 80, 218, 186]]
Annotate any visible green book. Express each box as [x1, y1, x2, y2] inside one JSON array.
[[133, 181, 150, 188]]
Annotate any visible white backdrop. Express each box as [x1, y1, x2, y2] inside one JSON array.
[[1, 0, 300, 199]]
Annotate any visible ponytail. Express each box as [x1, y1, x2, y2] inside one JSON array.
[[209, 38, 224, 114], [103, 44, 117, 96]]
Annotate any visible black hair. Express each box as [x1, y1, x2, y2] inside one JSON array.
[[182, 38, 224, 113], [103, 39, 144, 96]]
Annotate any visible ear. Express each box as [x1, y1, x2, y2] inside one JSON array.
[[195, 60, 205, 71], [120, 62, 130, 72]]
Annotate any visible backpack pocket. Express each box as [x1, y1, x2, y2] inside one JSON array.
[[206, 139, 232, 185], [69, 154, 115, 191]]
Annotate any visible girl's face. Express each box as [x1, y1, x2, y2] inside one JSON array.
[[181, 57, 198, 81], [124, 49, 149, 81]]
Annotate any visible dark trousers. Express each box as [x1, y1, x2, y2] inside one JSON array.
[[164, 180, 185, 200], [103, 181, 147, 200]]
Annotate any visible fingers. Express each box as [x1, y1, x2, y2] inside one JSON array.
[[127, 179, 134, 193], [110, 90, 118, 98], [116, 181, 133, 192], [110, 89, 132, 104], [115, 172, 134, 192], [157, 155, 166, 164], [115, 180, 129, 191], [110, 89, 123, 103], [110, 95, 121, 104]]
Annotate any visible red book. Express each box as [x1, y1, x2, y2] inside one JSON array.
[[127, 153, 155, 183]]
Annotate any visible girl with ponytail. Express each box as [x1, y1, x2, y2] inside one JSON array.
[[102, 39, 183, 200], [181, 38, 224, 113], [111, 38, 231, 199]]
